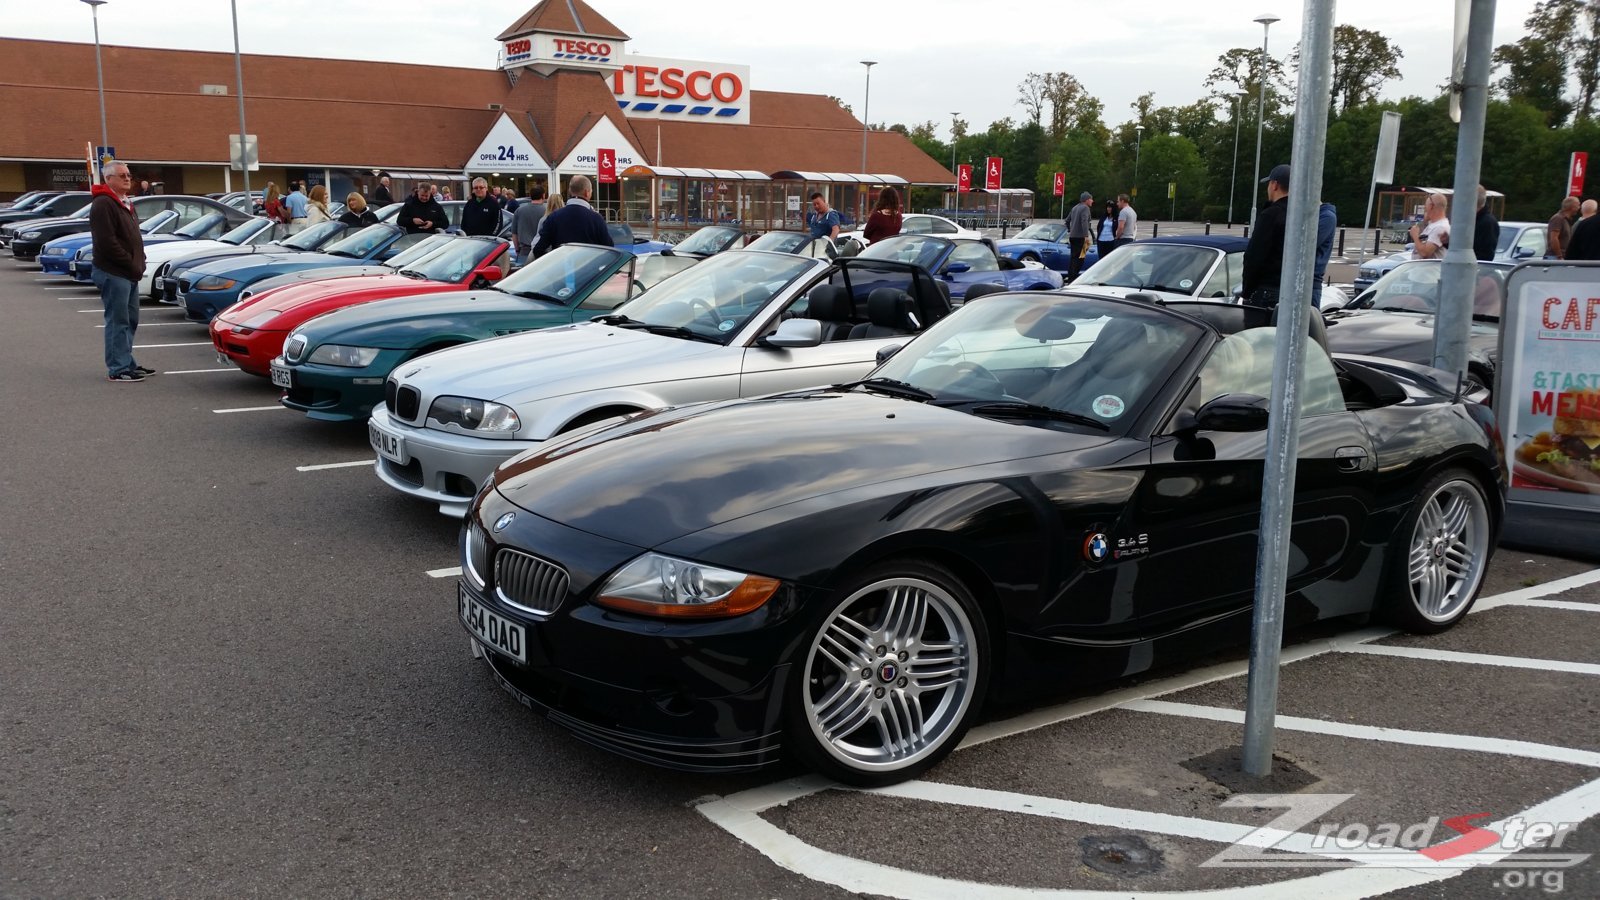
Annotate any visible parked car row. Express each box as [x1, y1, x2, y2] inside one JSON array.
[[21, 211, 1509, 787]]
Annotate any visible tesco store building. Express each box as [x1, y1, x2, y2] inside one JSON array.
[[0, 0, 954, 236]]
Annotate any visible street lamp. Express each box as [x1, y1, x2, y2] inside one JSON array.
[[859, 60, 877, 173], [1249, 12, 1280, 228], [1133, 124, 1144, 200], [949, 111, 960, 215], [81, 0, 109, 178], [230, 0, 251, 197], [1229, 90, 1246, 227]]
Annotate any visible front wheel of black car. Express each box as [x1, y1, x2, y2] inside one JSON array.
[[786, 559, 988, 786], [1383, 469, 1492, 634]]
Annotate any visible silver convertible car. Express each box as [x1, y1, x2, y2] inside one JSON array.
[[367, 249, 954, 515]]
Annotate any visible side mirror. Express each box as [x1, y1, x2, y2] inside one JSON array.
[[1194, 393, 1270, 432], [761, 317, 823, 349], [876, 343, 903, 366], [1512, 247, 1534, 259], [943, 262, 971, 275], [475, 264, 504, 282]]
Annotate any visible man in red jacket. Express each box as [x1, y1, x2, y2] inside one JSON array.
[[90, 161, 151, 382]]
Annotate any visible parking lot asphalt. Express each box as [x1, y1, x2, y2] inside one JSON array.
[[2, 259, 1596, 899]]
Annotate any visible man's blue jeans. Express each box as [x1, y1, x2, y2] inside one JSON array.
[[93, 269, 139, 376]]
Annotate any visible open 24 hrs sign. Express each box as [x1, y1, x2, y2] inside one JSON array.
[[479, 145, 533, 165]]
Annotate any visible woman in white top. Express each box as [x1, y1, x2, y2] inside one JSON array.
[[305, 184, 332, 225]]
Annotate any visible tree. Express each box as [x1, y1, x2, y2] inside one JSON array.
[[1205, 47, 1290, 115], [1292, 25, 1405, 114], [1017, 73, 1048, 127], [826, 95, 853, 115], [950, 116, 969, 141]]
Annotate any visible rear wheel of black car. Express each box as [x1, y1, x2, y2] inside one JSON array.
[[1382, 468, 1492, 634], [786, 559, 988, 786]]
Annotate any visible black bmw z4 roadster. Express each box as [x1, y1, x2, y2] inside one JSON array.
[[455, 289, 1503, 786]]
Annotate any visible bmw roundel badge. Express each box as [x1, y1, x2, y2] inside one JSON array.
[[492, 512, 516, 532], [1083, 532, 1109, 563]]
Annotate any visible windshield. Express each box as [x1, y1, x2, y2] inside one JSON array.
[[607, 223, 636, 245], [744, 232, 812, 254], [496, 244, 624, 302], [174, 213, 226, 239], [138, 212, 175, 234], [611, 251, 815, 341], [1014, 223, 1066, 242], [1079, 243, 1220, 293], [383, 233, 457, 269], [324, 223, 398, 258], [67, 202, 93, 219], [8, 193, 48, 210], [279, 221, 346, 250], [873, 294, 1202, 430], [1367, 260, 1507, 318], [859, 234, 951, 271], [410, 238, 503, 282], [219, 218, 270, 245], [38, 194, 89, 216], [674, 225, 742, 255]]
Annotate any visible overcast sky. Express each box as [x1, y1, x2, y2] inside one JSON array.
[[6, 0, 1542, 136]]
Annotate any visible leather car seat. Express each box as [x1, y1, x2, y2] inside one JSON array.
[[962, 282, 1009, 303], [848, 288, 921, 339], [804, 284, 856, 341]]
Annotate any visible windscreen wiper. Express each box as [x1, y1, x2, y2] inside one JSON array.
[[950, 400, 1111, 431], [397, 269, 427, 279], [838, 377, 938, 402], [634, 323, 724, 344], [593, 313, 634, 325]]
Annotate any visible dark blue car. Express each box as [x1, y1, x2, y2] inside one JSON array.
[[856, 234, 1063, 302], [995, 221, 1099, 273]]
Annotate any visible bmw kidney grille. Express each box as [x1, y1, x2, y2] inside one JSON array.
[[494, 549, 569, 616]]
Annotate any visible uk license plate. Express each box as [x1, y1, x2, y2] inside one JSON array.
[[68, 262, 78, 274], [269, 362, 293, 389], [154, 276, 165, 290], [368, 421, 406, 464], [459, 585, 526, 663]]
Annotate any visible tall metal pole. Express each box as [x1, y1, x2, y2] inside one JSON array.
[[1134, 124, 1144, 198], [859, 61, 877, 173], [83, 0, 109, 177], [1229, 92, 1244, 227], [1249, 13, 1280, 228], [1241, 0, 1335, 778], [1435, 0, 1497, 380], [950, 111, 959, 218], [230, 0, 251, 197]]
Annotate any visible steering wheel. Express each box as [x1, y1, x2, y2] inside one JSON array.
[[920, 361, 1007, 398], [688, 298, 724, 326]]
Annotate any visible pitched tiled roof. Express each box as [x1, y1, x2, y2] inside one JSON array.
[[496, 0, 629, 41], [653, 120, 953, 183], [506, 68, 645, 161]]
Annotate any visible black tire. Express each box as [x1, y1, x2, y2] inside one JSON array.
[[784, 558, 988, 786], [1020, 252, 1040, 263], [1381, 468, 1493, 634]]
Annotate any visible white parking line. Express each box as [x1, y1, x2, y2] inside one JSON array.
[[132, 341, 211, 349], [427, 566, 463, 578], [211, 405, 285, 414], [295, 460, 374, 472], [163, 368, 235, 375], [1340, 642, 1600, 676], [1496, 598, 1600, 613], [96, 322, 191, 328], [1473, 568, 1600, 610], [1123, 699, 1600, 768], [43, 286, 98, 291]]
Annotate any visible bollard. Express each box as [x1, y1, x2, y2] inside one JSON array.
[[1372, 229, 1380, 255], [1337, 228, 1345, 257], [1205, 221, 1212, 235], [1001, 220, 1009, 238], [1244, 225, 1250, 239], [1152, 222, 1159, 237]]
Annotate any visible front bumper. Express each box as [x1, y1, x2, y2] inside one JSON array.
[[276, 351, 400, 421], [182, 286, 242, 324], [369, 405, 537, 516], [458, 493, 792, 773], [39, 254, 72, 274], [209, 320, 284, 378], [10, 239, 45, 261]]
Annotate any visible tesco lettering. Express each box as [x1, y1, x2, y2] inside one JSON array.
[[612, 65, 744, 103], [553, 38, 612, 56], [503, 38, 532, 58]]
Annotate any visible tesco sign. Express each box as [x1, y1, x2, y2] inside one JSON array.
[[553, 38, 612, 57], [609, 54, 752, 125]]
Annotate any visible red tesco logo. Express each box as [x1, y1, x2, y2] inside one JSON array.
[[504, 38, 532, 56], [554, 38, 613, 56], [612, 65, 744, 103]]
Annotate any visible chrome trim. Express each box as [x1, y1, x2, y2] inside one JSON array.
[[493, 548, 568, 618]]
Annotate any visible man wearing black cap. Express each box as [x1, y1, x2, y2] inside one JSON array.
[[1066, 191, 1094, 281], [1242, 163, 1291, 307]]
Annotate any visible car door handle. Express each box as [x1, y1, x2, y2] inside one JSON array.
[[1334, 446, 1369, 473]]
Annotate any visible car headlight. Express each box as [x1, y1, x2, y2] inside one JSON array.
[[194, 275, 237, 291], [77, 249, 93, 262], [306, 343, 380, 367], [20, 231, 41, 239], [1358, 268, 1377, 279], [594, 553, 780, 619], [426, 396, 521, 434], [45, 247, 67, 256], [237, 310, 282, 330]]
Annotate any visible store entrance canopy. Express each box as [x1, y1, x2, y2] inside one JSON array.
[[769, 170, 909, 185]]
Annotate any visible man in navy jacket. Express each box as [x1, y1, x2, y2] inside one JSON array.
[[531, 175, 612, 258]]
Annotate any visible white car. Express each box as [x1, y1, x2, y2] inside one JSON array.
[[839, 213, 981, 244], [137, 217, 277, 299], [366, 249, 955, 515]]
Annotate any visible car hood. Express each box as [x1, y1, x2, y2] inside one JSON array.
[[494, 390, 1112, 548], [1323, 309, 1498, 363], [149, 239, 231, 260], [190, 251, 346, 279], [222, 275, 451, 326], [995, 238, 1055, 250], [1067, 284, 1197, 302], [393, 321, 726, 401], [292, 288, 562, 348], [10, 217, 87, 234]]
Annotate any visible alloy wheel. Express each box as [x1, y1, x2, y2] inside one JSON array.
[[1406, 479, 1490, 623]]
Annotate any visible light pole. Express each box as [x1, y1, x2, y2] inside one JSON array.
[[81, 0, 109, 179], [1133, 124, 1144, 200], [230, 0, 251, 197], [1229, 91, 1246, 227], [1249, 13, 1280, 228], [859, 60, 877, 173], [949, 111, 960, 217]]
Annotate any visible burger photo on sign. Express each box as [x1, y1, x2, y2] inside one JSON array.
[[1515, 390, 1600, 491]]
